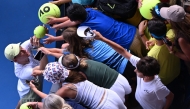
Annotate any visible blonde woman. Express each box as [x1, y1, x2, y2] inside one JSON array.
[[22, 94, 72, 109]]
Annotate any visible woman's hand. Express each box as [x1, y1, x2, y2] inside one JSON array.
[[43, 34, 56, 44], [93, 30, 105, 40], [47, 17, 59, 25], [138, 0, 143, 8], [39, 47, 51, 55], [145, 40, 155, 50], [24, 102, 38, 109], [29, 81, 38, 90], [138, 20, 147, 35]]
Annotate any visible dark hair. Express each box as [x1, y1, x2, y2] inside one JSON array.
[[67, 3, 87, 22], [170, 14, 190, 44], [148, 18, 167, 40], [62, 27, 93, 58], [151, 3, 170, 21], [136, 56, 160, 76]]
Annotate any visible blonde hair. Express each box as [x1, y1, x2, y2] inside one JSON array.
[[43, 94, 72, 109]]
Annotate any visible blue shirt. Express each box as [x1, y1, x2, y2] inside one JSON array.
[[85, 40, 128, 74], [80, 8, 136, 49]]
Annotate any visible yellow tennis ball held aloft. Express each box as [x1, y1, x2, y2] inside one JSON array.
[[38, 3, 61, 24], [140, 0, 160, 19], [34, 25, 48, 38]]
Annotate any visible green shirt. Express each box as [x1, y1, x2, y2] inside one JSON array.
[[81, 60, 119, 88]]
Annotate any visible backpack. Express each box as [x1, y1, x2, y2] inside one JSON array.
[[97, 0, 138, 19]]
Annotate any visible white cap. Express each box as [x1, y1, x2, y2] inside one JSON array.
[[77, 26, 95, 38]]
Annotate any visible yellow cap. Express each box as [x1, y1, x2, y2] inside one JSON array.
[[4, 43, 20, 61]]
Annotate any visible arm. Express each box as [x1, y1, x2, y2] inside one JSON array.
[[53, 19, 79, 30], [40, 47, 64, 58], [173, 38, 190, 61], [43, 34, 64, 44], [163, 92, 174, 109], [138, 20, 149, 46], [56, 84, 77, 99], [94, 30, 132, 60], [52, 0, 71, 5], [29, 81, 48, 99]]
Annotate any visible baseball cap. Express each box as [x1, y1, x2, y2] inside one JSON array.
[[77, 26, 95, 38], [160, 5, 186, 22], [4, 43, 21, 61], [72, 0, 94, 5]]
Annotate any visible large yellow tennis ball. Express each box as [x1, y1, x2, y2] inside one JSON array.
[[38, 3, 61, 24], [20, 103, 32, 109], [139, 0, 160, 19], [34, 25, 48, 38]]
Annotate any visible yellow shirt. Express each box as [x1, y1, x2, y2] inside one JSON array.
[[147, 29, 180, 85]]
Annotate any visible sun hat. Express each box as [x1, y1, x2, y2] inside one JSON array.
[[43, 62, 69, 84]]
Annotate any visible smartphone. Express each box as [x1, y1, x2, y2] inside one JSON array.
[[26, 80, 39, 86], [162, 38, 172, 46], [34, 50, 45, 61]]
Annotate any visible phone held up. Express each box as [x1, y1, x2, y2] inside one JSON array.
[[26, 80, 39, 86], [162, 37, 172, 46], [34, 50, 45, 61]]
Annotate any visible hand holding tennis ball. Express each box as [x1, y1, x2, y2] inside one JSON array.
[[34, 25, 49, 39], [20, 103, 32, 109]]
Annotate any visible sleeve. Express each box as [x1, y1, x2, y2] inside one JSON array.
[[129, 55, 141, 67], [155, 83, 170, 100], [21, 39, 33, 51], [14, 65, 35, 80]]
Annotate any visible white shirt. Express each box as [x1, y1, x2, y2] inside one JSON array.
[[14, 40, 40, 98], [129, 55, 170, 109]]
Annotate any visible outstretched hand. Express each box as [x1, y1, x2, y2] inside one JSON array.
[[145, 40, 155, 50], [47, 17, 58, 25], [138, 20, 148, 35], [28, 80, 38, 90], [43, 34, 56, 44], [93, 30, 105, 40], [39, 47, 51, 55]]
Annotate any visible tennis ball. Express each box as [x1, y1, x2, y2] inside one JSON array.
[[34, 25, 48, 38], [20, 103, 32, 109], [38, 3, 61, 24], [139, 0, 160, 19]]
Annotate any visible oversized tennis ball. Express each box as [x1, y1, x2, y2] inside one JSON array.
[[38, 3, 61, 24], [20, 103, 32, 109], [139, 0, 160, 19], [34, 25, 48, 38]]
